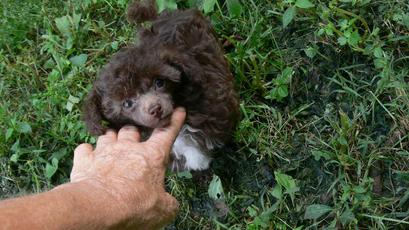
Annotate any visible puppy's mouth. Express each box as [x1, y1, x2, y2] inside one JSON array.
[[138, 113, 172, 129], [153, 114, 172, 128]]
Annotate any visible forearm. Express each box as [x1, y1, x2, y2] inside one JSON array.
[[0, 182, 128, 230]]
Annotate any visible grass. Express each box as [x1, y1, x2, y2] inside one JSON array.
[[0, 0, 408, 229]]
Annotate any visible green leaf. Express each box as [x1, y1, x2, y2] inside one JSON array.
[[311, 150, 332, 161], [66, 101, 74, 112], [202, 0, 217, 14], [373, 47, 383, 58], [11, 140, 20, 153], [281, 67, 294, 83], [69, 54, 88, 67], [353, 185, 366, 194], [17, 122, 32, 134], [274, 171, 299, 202], [247, 205, 258, 217], [47, 69, 60, 83], [256, 207, 274, 227], [344, 29, 351, 38], [275, 67, 294, 85], [227, 0, 242, 18], [337, 36, 347, 45], [45, 158, 59, 179], [55, 16, 71, 37], [66, 37, 74, 50], [111, 41, 119, 50], [338, 136, 348, 146], [266, 88, 278, 100], [68, 95, 80, 104], [277, 86, 288, 98], [304, 204, 332, 220], [348, 30, 360, 46], [51, 148, 69, 161], [275, 171, 296, 190], [156, 0, 177, 13], [283, 7, 296, 28], [117, 0, 127, 7], [295, 0, 315, 9], [6, 128, 13, 141], [339, 19, 349, 30], [10, 141, 20, 161], [177, 171, 193, 179], [44, 58, 55, 70], [10, 153, 19, 163], [208, 174, 224, 200], [374, 58, 387, 69], [325, 23, 334, 36], [187, 0, 199, 8], [340, 207, 355, 225], [402, 14, 409, 29], [66, 95, 79, 112], [72, 13, 81, 31], [304, 46, 317, 58], [270, 185, 283, 199]]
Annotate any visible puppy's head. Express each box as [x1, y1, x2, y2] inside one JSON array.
[[83, 46, 185, 135]]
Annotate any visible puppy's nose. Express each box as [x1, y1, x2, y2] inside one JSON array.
[[148, 104, 162, 118]]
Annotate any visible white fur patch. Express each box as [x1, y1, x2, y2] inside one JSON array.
[[171, 125, 212, 170], [183, 125, 223, 150]]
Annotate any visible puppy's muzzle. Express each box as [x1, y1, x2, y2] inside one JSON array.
[[148, 104, 163, 118]]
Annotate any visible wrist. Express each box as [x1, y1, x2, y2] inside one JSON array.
[[53, 180, 132, 229]]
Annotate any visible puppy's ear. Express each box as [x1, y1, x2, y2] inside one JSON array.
[[167, 57, 207, 94], [161, 50, 205, 106], [162, 64, 182, 82], [161, 50, 192, 79], [83, 88, 106, 135]]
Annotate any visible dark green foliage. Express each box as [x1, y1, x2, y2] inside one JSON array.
[[1, 0, 408, 228]]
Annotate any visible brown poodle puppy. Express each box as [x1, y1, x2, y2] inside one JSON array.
[[83, 0, 239, 171]]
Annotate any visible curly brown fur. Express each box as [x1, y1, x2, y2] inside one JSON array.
[[83, 2, 239, 171], [127, 0, 157, 23]]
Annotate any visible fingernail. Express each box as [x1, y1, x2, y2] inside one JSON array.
[[122, 125, 138, 131], [175, 107, 186, 113], [105, 129, 116, 134]]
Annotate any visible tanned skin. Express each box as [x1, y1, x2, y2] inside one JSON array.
[[0, 108, 186, 230]]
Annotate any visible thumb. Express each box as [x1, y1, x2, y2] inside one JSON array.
[[153, 193, 179, 228], [147, 107, 186, 154], [73, 143, 93, 168]]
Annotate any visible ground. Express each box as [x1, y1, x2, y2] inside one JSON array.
[[0, 0, 408, 229]]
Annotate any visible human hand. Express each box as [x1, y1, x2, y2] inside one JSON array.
[[69, 107, 186, 230]]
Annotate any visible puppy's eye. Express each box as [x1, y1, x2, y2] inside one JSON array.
[[155, 79, 165, 89], [123, 99, 133, 109]]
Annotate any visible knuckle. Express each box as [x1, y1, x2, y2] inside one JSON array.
[[96, 136, 107, 143], [121, 125, 138, 133], [74, 143, 91, 154]]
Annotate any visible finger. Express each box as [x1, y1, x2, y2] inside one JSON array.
[[147, 107, 186, 154], [117, 125, 141, 142], [73, 143, 93, 167], [96, 129, 117, 149]]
